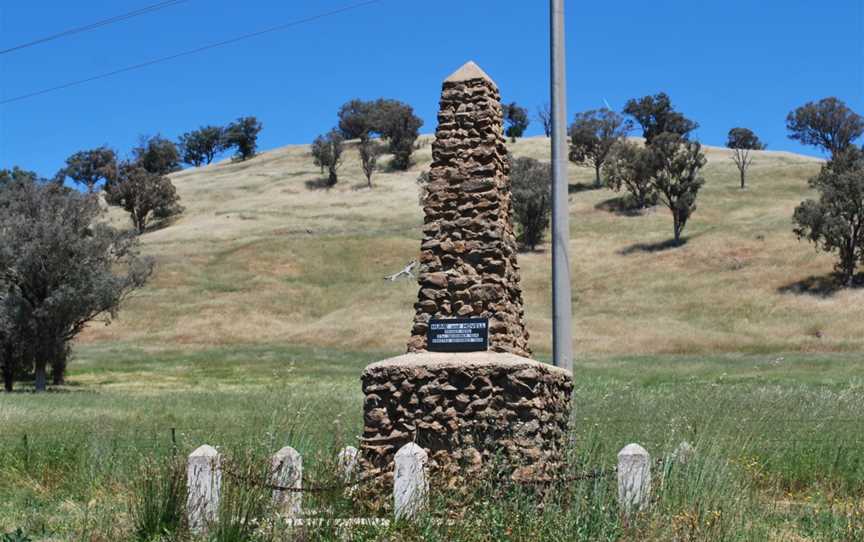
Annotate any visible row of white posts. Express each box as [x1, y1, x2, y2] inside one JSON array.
[[187, 441, 685, 531]]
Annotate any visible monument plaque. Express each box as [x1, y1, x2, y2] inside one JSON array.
[[427, 318, 489, 352]]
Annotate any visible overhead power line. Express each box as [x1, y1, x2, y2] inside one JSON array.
[[0, 0, 191, 55], [0, 0, 382, 105]]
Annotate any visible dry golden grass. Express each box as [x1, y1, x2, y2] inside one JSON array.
[[83, 136, 864, 356]]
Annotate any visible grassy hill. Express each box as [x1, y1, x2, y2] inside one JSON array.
[[83, 135, 860, 358]]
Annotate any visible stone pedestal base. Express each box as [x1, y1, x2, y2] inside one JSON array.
[[360, 352, 572, 480]]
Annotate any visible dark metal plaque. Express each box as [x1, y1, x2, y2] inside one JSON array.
[[427, 317, 489, 352]]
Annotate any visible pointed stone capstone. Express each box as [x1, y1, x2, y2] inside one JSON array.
[[444, 60, 498, 88]]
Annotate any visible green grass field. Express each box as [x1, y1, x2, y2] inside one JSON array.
[[1, 137, 863, 540], [1, 346, 862, 540]]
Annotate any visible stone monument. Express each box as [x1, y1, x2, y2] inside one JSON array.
[[406, 61, 530, 358], [361, 61, 573, 480]]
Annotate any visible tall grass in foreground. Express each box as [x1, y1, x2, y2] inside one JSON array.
[[120, 428, 862, 542], [129, 456, 186, 541]]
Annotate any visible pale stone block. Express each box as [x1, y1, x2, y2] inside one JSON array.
[[394, 442, 428, 520], [617, 443, 651, 514], [337, 445, 359, 482], [187, 444, 221, 533], [271, 446, 302, 517]]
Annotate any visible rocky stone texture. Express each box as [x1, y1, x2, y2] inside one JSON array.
[[360, 353, 572, 480], [407, 61, 530, 358]]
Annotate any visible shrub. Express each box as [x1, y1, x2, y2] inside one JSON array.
[[510, 157, 551, 250], [129, 457, 186, 541], [359, 138, 383, 188], [105, 163, 184, 233], [602, 140, 657, 210], [311, 130, 344, 187], [374, 99, 422, 170], [1, 529, 32, 542]]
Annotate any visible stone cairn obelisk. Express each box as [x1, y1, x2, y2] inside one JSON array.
[[406, 61, 531, 358], [360, 62, 572, 482]]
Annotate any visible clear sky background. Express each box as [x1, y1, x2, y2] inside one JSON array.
[[1, 0, 863, 178]]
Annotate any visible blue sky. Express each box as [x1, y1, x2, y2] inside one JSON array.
[[1, 0, 863, 178]]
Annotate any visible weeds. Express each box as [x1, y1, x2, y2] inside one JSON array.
[[130, 456, 187, 541]]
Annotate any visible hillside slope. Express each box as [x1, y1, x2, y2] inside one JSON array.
[[83, 136, 864, 356]]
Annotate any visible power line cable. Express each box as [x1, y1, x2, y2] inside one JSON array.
[[0, 0, 191, 55], [0, 0, 382, 105]]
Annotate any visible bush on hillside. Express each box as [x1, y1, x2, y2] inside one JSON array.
[[374, 99, 423, 170], [311, 130, 344, 187], [602, 140, 657, 210], [359, 138, 383, 188], [105, 162, 184, 233], [511, 156, 552, 250]]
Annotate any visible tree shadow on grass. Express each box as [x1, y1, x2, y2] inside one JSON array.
[[778, 273, 862, 298], [595, 196, 651, 217], [304, 178, 334, 191], [619, 237, 690, 255], [568, 182, 603, 194]]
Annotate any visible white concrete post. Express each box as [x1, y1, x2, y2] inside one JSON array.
[[337, 445, 359, 482], [617, 443, 651, 515], [187, 444, 221, 533], [393, 443, 428, 521], [271, 446, 302, 517], [674, 441, 695, 465]]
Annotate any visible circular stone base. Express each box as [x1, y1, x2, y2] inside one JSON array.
[[360, 352, 573, 480]]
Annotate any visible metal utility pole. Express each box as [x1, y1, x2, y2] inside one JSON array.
[[550, 0, 573, 371]]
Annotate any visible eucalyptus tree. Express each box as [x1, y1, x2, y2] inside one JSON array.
[[569, 108, 631, 186], [787, 97, 864, 159], [726, 128, 765, 189]]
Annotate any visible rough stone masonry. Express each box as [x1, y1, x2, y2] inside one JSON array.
[[407, 61, 531, 358], [360, 62, 572, 483]]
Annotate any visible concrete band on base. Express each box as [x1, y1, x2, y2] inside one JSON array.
[[361, 352, 573, 480]]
